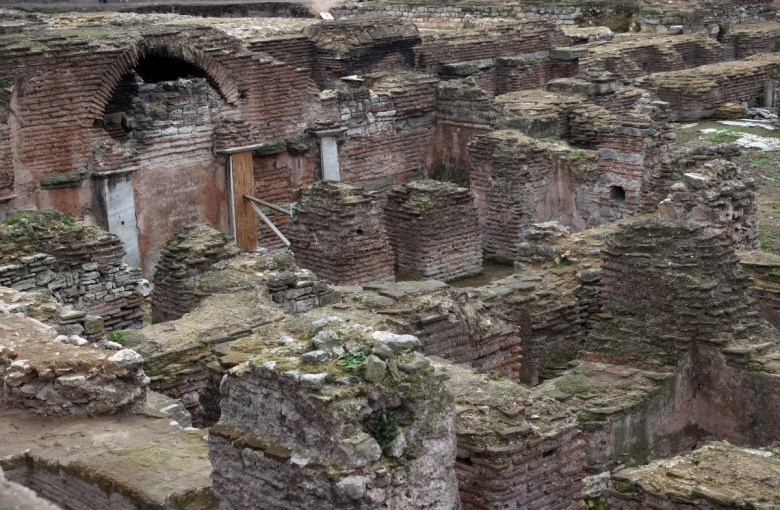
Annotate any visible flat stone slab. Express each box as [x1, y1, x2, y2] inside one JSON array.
[[0, 396, 215, 509]]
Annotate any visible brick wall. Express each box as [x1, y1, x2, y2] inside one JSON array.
[[305, 18, 420, 87], [337, 72, 439, 187], [1, 22, 325, 276], [151, 224, 241, 322], [0, 88, 12, 198], [288, 182, 395, 285], [383, 180, 482, 281], [469, 130, 599, 258], [636, 54, 780, 120], [414, 21, 567, 68], [441, 361, 586, 510]]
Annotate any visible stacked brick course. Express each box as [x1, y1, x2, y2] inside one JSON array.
[[383, 180, 482, 281], [0, 86, 12, 198], [337, 71, 439, 187], [469, 130, 599, 258], [441, 361, 586, 510], [305, 18, 420, 87], [0, 211, 143, 331], [575, 34, 723, 82], [288, 182, 394, 285], [151, 224, 241, 322], [636, 54, 780, 120]]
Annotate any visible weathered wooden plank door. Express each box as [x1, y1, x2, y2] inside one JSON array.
[[230, 151, 257, 251]]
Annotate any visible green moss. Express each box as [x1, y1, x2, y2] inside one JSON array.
[[613, 480, 637, 494], [577, 410, 605, 423], [584, 495, 612, 509], [363, 404, 399, 452]]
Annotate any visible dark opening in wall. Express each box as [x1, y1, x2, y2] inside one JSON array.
[[610, 185, 626, 203], [135, 56, 208, 83], [102, 73, 140, 141]]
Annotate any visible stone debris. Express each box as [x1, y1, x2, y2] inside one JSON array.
[[608, 442, 780, 509], [0, 308, 148, 416]]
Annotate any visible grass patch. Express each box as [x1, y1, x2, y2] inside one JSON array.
[[708, 130, 742, 143], [106, 330, 131, 345], [760, 231, 775, 251]]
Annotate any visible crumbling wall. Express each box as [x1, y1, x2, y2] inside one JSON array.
[[0, 211, 143, 331], [722, 22, 780, 59], [0, 286, 106, 343], [608, 442, 780, 510], [151, 224, 241, 322], [208, 321, 460, 509], [469, 130, 598, 258], [306, 18, 420, 87], [415, 21, 566, 69], [439, 360, 586, 510], [431, 81, 497, 186], [0, 83, 12, 199], [658, 161, 759, 250], [739, 250, 780, 331], [0, 308, 148, 415], [0, 465, 62, 510], [587, 220, 780, 455], [288, 182, 394, 285], [383, 180, 482, 281], [575, 34, 723, 82]]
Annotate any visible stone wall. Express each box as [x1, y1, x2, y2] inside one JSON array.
[[0, 211, 144, 331], [151, 224, 241, 322], [383, 180, 482, 281], [208, 320, 460, 509], [288, 182, 395, 285]]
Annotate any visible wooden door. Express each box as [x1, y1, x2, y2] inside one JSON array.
[[231, 151, 257, 251]]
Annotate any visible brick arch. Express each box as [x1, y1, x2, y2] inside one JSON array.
[[90, 37, 240, 121]]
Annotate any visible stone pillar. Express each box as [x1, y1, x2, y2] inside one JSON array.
[[288, 181, 394, 285], [383, 180, 482, 281], [311, 128, 347, 182]]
